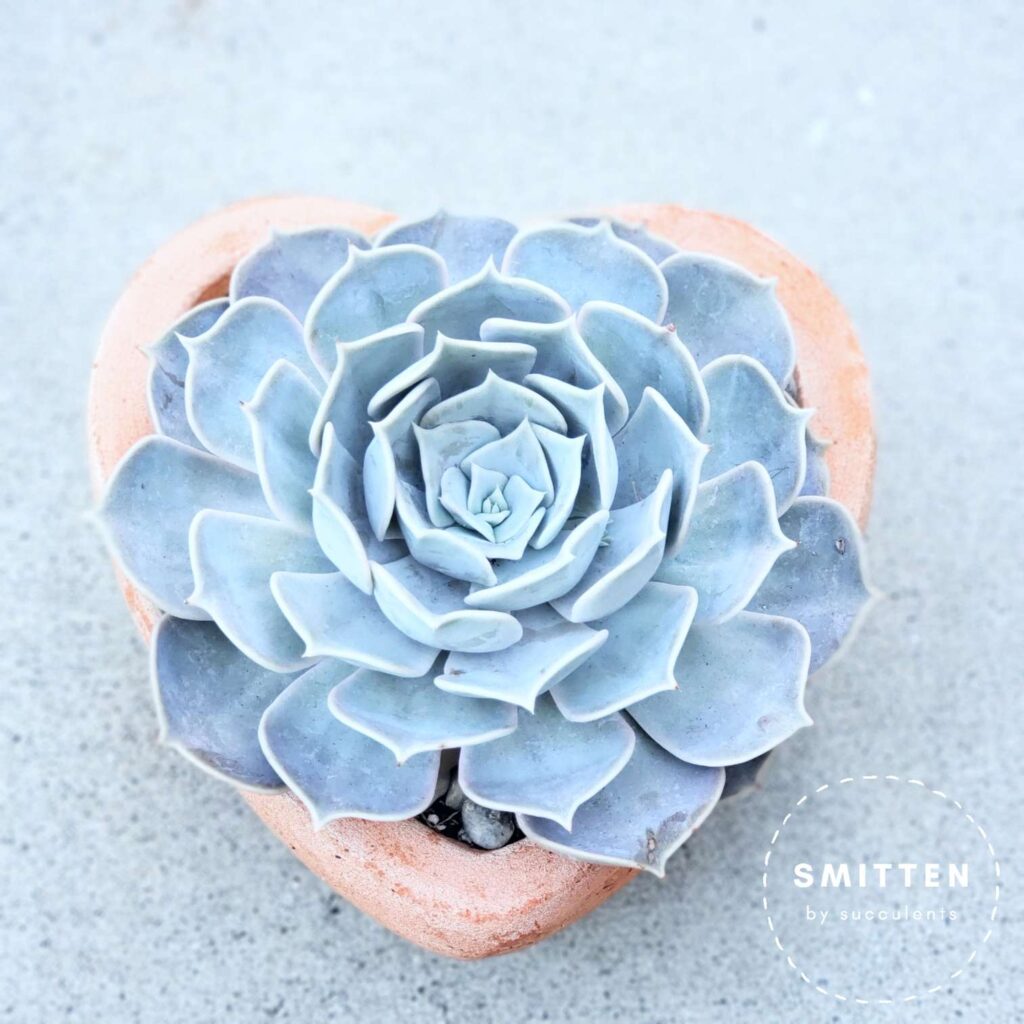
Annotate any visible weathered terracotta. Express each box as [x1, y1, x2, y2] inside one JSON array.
[[88, 196, 875, 959]]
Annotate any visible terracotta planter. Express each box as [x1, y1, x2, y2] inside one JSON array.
[[89, 196, 875, 959]]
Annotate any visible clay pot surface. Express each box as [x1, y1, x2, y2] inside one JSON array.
[[89, 196, 875, 958]]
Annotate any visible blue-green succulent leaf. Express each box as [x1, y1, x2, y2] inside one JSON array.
[[95, 436, 270, 619], [370, 556, 522, 653], [259, 660, 440, 826], [230, 227, 369, 321], [463, 511, 608, 612], [503, 222, 669, 323], [630, 612, 812, 767], [747, 496, 875, 674], [576, 300, 709, 436], [568, 216, 679, 264], [459, 695, 635, 828], [517, 731, 724, 876], [310, 323, 424, 457], [721, 752, 773, 801], [409, 260, 570, 351], [362, 378, 440, 541], [437, 606, 608, 710], [525, 376, 617, 512], [552, 581, 697, 721], [152, 616, 296, 790], [489, 476, 545, 543], [147, 298, 227, 448], [701, 355, 811, 512], [310, 424, 404, 593], [800, 425, 831, 498], [183, 298, 320, 471], [376, 211, 517, 284], [244, 360, 320, 533], [414, 419, 501, 527], [480, 317, 628, 432], [327, 661, 517, 762], [530, 426, 585, 548], [271, 569, 438, 676], [656, 461, 795, 623], [419, 370, 568, 435], [393, 481, 498, 585], [661, 252, 796, 384], [370, 334, 536, 417], [551, 471, 672, 623], [459, 419, 554, 505], [188, 511, 331, 671], [304, 244, 446, 378], [612, 387, 707, 556]]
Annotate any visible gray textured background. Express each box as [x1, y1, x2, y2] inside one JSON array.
[[2, 2, 1022, 1021]]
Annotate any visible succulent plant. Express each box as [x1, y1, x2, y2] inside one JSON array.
[[97, 210, 874, 875]]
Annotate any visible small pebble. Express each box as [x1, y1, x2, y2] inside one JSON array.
[[460, 798, 515, 850]]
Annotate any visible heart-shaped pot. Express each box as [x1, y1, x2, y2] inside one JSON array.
[[88, 196, 875, 958]]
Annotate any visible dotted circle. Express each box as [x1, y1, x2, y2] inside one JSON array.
[[761, 775, 1000, 1005]]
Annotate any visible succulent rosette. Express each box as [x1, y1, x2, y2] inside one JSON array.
[[97, 211, 873, 874]]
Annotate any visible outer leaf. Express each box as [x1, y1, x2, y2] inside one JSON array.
[[661, 251, 796, 384], [230, 227, 369, 321], [503, 222, 669, 323], [376, 211, 517, 283], [630, 612, 812, 767], [800, 426, 831, 498], [408, 260, 569, 350], [517, 731, 724, 876], [458, 695, 635, 829], [304, 244, 446, 377], [656, 461, 795, 623], [94, 436, 269, 619], [259, 660, 440, 827], [567, 216, 679, 263], [747, 496, 876, 673], [147, 298, 228, 448], [188, 511, 333, 671], [152, 616, 296, 789], [701, 355, 811, 512], [183, 298, 319, 470]]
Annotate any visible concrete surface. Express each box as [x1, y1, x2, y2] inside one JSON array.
[[1, 2, 1021, 1021]]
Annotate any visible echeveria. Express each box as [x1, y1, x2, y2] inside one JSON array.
[[97, 212, 874, 876]]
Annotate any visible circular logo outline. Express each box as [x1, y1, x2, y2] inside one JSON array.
[[761, 774, 1001, 1005]]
